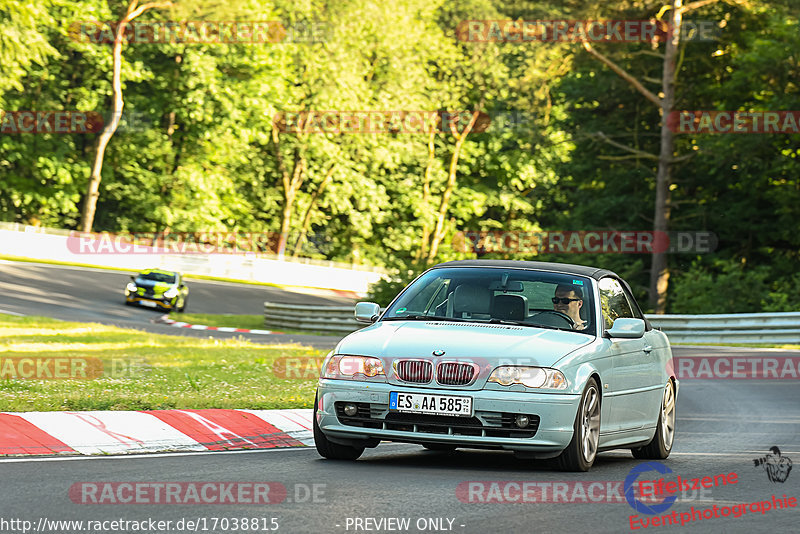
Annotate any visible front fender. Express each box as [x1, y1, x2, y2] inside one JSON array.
[[567, 362, 604, 396]]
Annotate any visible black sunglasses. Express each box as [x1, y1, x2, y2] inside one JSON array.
[[552, 297, 581, 304]]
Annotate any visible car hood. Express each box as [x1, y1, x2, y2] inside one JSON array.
[[134, 279, 172, 292], [336, 320, 594, 368]]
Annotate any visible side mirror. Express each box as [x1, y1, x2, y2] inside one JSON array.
[[130, 275, 135, 281], [354, 302, 381, 324], [606, 317, 645, 338]]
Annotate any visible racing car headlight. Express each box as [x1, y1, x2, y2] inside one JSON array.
[[322, 355, 385, 380], [488, 366, 567, 389], [126, 282, 137, 292], [163, 288, 179, 298]]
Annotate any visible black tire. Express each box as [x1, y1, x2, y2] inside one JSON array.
[[632, 381, 675, 460], [556, 378, 601, 472], [422, 443, 457, 452], [313, 393, 364, 460], [177, 298, 187, 313]]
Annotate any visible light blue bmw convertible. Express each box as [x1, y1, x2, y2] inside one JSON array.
[[314, 260, 677, 471]]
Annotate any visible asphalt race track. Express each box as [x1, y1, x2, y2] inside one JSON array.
[[0, 260, 348, 348], [1, 377, 798, 534], [1, 260, 799, 533]]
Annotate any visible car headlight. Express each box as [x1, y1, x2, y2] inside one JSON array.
[[488, 366, 567, 389], [126, 282, 137, 292], [322, 355, 385, 380], [163, 288, 179, 298]]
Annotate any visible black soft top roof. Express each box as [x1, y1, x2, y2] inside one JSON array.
[[431, 259, 618, 281]]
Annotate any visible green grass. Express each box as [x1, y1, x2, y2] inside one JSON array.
[[0, 315, 325, 411], [176, 313, 334, 337]]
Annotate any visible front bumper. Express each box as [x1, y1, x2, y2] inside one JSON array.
[[125, 293, 174, 309], [316, 379, 581, 453]]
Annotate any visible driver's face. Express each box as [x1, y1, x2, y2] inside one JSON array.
[[553, 289, 582, 317]]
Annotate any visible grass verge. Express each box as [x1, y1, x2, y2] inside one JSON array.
[[0, 315, 324, 411]]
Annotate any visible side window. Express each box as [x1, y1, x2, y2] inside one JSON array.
[[598, 277, 634, 329], [621, 284, 643, 320]]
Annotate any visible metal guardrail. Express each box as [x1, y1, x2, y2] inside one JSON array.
[[264, 302, 800, 343], [264, 302, 367, 333], [645, 312, 800, 344]]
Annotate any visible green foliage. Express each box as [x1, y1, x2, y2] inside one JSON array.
[[0, 0, 797, 314], [671, 260, 800, 314], [669, 259, 770, 314], [0, 0, 58, 100], [366, 267, 423, 307]]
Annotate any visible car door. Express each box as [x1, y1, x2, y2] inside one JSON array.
[[599, 277, 651, 432], [622, 281, 665, 427]]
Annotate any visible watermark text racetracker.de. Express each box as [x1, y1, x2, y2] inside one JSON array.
[[668, 111, 800, 134], [667, 356, 800, 379], [273, 110, 490, 135], [0, 357, 146, 380], [0, 110, 155, 134], [67, 231, 284, 255], [69, 20, 330, 44], [455, 480, 711, 504], [70, 481, 325, 504], [0, 111, 102, 134], [456, 20, 721, 43], [452, 230, 717, 255]]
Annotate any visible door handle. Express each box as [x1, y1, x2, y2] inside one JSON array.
[[643, 345, 653, 353]]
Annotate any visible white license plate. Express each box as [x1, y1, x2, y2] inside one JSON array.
[[139, 300, 158, 308], [389, 392, 472, 416]]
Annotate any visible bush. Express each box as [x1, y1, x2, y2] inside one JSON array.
[[366, 269, 420, 307], [668, 259, 798, 314]]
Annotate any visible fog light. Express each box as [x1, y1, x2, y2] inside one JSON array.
[[343, 404, 358, 417], [515, 414, 530, 428]]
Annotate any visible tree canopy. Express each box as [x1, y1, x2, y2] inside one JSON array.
[[1, 0, 798, 312]]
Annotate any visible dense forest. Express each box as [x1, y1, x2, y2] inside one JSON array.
[[1, 0, 798, 313]]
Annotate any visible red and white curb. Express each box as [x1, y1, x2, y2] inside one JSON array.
[[157, 315, 282, 335], [0, 409, 313, 456]]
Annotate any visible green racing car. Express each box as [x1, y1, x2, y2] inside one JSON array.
[[124, 268, 188, 312]]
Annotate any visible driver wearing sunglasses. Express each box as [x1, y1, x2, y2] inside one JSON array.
[[552, 284, 587, 330]]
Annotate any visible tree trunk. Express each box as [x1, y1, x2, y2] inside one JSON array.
[[79, 24, 125, 232], [291, 164, 335, 256], [649, 1, 681, 313], [416, 123, 437, 263], [426, 111, 481, 262], [271, 121, 308, 258], [277, 154, 305, 257], [79, 0, 173, 232]]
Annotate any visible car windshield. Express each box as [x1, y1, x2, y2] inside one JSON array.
[[136, 272, 176, 284], [383, 267, 595, 334]]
